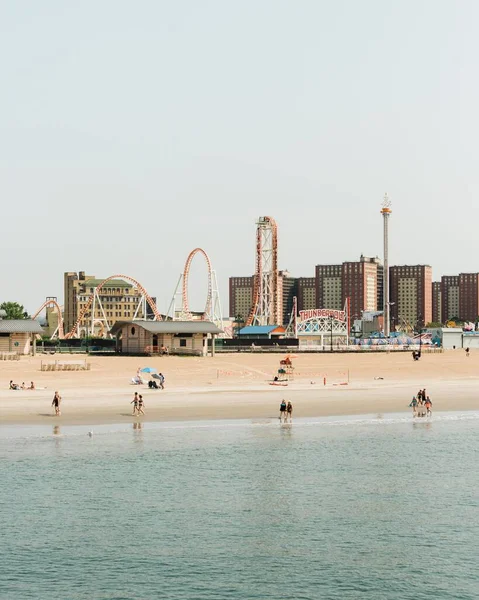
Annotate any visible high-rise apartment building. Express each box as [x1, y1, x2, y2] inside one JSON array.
[[64, 271, 92, 333], [315, 265, 343, 309], [228, 276, 254, 321], [297, 277, 316, 311], [64, 272, 154, 336], [315, 257, 380, 316], [390, 265, 432, 328], [458, 273, 479, 322], [441, 275, 459, 322], [229, 272, 299, 326], [360, 255, 383, 312], [278, 271, 297, 326], [432, 282, 442, 324], [342, 260, 378, 319]]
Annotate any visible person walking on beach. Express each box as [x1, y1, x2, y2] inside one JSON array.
[[52, 391, 61, 416], [279, 399, 287, 422], [137, 395, 145, 416], [286, 401, 293, 423], [409, 396, 418, 417], [159, 373, 165, 390], [131, 392, 139, 416], [465, 347, 470, 357]]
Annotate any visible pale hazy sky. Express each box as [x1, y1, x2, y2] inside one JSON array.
[[1, 1, 478, 316]]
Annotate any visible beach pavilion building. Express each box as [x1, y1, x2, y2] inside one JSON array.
[[0, 318, 44, 355], [110, 320, 222, 356]]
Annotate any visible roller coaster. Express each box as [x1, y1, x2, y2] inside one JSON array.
[[167, 247, 224, 329], [34, 250, 224, 339], [31, 298, 65, 339], [246, 216, 279, 326]]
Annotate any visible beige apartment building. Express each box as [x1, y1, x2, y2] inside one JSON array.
[[64, 272, 154, 336]]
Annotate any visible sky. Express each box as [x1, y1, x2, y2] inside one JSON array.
[[1, 0, 478, 317]]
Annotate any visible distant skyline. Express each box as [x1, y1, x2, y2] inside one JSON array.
[[2, 1, 478, 315]]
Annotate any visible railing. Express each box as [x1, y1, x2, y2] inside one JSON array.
[[0, 352, 20, 361], [40, 360, 91, 371], [214, 344, 444, 353], [144, 346, 202, 356]]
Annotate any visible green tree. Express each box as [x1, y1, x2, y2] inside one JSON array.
[[0, 301, 30, 320]]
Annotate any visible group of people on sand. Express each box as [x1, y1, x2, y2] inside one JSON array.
[[131, 392, 145, 416], [9, 380, 35, 390], [279, 399, 293, 423], [409, 388, 432, 417]]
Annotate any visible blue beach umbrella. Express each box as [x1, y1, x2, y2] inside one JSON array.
[[140, 367, 157, 373]]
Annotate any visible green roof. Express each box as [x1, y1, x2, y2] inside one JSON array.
[[82, 279, 134, 288]]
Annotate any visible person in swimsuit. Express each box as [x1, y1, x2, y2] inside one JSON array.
[[29, 381, 35, 390], [131, 392, 139, 416], [409, 396, 418, 417], [425, 397, 432, 417], [286, 401, 293, 423], [279, 399, 287, 422], [137, 395, 145, 415], [52, 391, 61, 416]]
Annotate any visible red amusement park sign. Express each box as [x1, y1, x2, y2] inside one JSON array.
[[299, 309, 346, 322]]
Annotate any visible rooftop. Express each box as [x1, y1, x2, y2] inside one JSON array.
[[110, 320, 223, 335], [81, 279, 134, 288], [0, 320, 44, 334], [238, 325, 284, 335]]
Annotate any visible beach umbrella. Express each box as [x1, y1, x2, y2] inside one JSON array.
[[140, 367, 157, 373], [151, 373, 161, 380], [284, 353, 298, 359]]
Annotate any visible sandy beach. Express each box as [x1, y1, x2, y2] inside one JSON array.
[[0, 350, 478, 427]]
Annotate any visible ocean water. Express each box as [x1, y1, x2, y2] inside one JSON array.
[[0, 413, 478, 600]]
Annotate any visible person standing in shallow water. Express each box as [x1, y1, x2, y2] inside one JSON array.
[[137, 395, 145, 416], [52, 391, 61, 416], [409, 396, 418, 417], [279, 399, 287, 422], [286, 401, 293, 423]]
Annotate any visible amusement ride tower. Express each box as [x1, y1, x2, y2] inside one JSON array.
[[381, 194, 392, 337], [246, 216, 279, 326]]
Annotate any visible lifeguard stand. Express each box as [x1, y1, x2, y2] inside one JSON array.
[[278, 357, 294, 381]]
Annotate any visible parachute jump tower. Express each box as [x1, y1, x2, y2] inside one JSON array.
[[246, 216, 279, 326]]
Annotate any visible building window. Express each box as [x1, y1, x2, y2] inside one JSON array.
[[131, 327, 136, 336], [180, 339, 186, 347]]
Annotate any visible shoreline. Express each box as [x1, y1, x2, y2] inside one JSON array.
[[1, 409, 479, 439]]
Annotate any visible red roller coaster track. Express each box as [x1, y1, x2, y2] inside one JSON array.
[[65, 274, 161, 339], [246, 216, 278, 326], [181, 248, 212, 320], [31, 299, 65, 339]]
